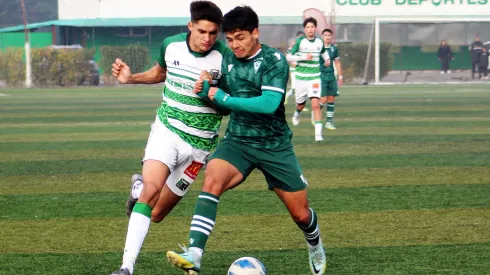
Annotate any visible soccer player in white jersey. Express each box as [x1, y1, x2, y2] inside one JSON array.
[[287, 17, 330, 142], [109, 1, 229, 274]]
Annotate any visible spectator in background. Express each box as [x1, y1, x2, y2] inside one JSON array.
[[470, 34, 483, 79], [437, 40, 453, 74], [479, 47, 488, 80]]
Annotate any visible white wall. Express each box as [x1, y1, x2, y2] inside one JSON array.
[[59, 0, 327, 19], [58, 0, 100, 19], [58, 0, 490, 20]]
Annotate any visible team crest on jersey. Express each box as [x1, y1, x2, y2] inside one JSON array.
[[254, 58, 263, 73], [184, 161, 204, 180]]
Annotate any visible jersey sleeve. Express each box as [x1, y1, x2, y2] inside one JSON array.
[[288, 37, 303, 55], [262, 51, 289, 94], [157, 38, 172, 68]]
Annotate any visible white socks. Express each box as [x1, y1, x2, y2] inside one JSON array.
[[121, 212, 151, 274]]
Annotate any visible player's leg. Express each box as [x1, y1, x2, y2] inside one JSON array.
[[151, 145, 208, 222], [258, 146, 327, 275], [324, 79, 338, 130], [167, 139, 255, 274], [308, 80, 323, 142], [292, 79, 308, 126], [111, 118, 177, 275]]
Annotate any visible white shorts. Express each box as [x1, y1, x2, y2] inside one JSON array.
[[142, 116, 209, 196], [294, 78, 321, 104]]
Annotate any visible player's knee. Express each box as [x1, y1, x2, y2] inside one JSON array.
[[202, 174, 227, 196], [291, 208, 311, 224], [311, 100, 320, 109], [139, 179, 161, 202]]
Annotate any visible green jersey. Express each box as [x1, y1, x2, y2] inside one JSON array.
[[288, 36, 327, 81], [219, 44, 292, 149], [320, 44, 339, 80], [156, 33, 229, 151]]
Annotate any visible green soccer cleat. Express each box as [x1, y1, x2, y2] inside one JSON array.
[[308, 239, 327, 275], [167, 246, 201, 275]]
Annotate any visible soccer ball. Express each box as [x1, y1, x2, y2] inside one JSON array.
[[228, 257, 266, 275]]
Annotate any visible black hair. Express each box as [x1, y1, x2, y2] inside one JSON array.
[[322, 28, 333, 35], [303, 17, 317, 28], [296, 31, 305, 37], [190, 0, 223, 25], [222, 6, 259, 33]]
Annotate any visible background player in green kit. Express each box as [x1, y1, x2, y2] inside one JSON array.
[[167, 6, 327, 275], [320, 28, 343, 130]]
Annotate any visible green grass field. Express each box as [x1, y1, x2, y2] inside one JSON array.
[[1, 84, 489, 275]]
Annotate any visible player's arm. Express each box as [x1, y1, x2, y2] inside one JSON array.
[[333, 48, 343, 85], [286, 37, 311, 62], [127, 63, 167, 84], [320, 46, 331, 66], [212, 90, 281, 115], [204, 51, 287, 115], [196, 79, 232, 115]]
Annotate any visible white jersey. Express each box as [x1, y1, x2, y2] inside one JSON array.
[[287, 36, 327, 81], [156, 33, 229, 151]]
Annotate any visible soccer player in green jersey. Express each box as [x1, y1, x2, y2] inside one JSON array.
[[320, 28, 343, 130], [287, 17, 330, 142], [167, 6, 327, 275], [109, 2, 229, 275]]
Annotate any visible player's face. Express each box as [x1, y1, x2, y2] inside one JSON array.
[[225, 29, 260, 59], [322, 31, 332, 45], [188, 20, 219, 52], [304, 22, 316, 38]]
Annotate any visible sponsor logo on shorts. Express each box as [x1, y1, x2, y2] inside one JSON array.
[[313, 83, 319, 89], [184, 161, 204, 180], [176, 178, 191, 191]]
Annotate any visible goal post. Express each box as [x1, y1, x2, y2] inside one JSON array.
[[371, 17, 490, 84]]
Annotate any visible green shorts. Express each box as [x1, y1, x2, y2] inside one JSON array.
[[321, 78, 339, 97], [208, 138, 308, 192]]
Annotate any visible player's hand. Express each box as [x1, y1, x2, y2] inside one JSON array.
[[200, 70, 212, 81], [193, 79, 204, 94], [338, 77, 344, 87], [112, 58, 132, 84], [324, 59, 331, 67], [290, 62, 297, 68], [193, 71, 212, 94], [305, 53, 313, 61], [208, 87, 218, 100]]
